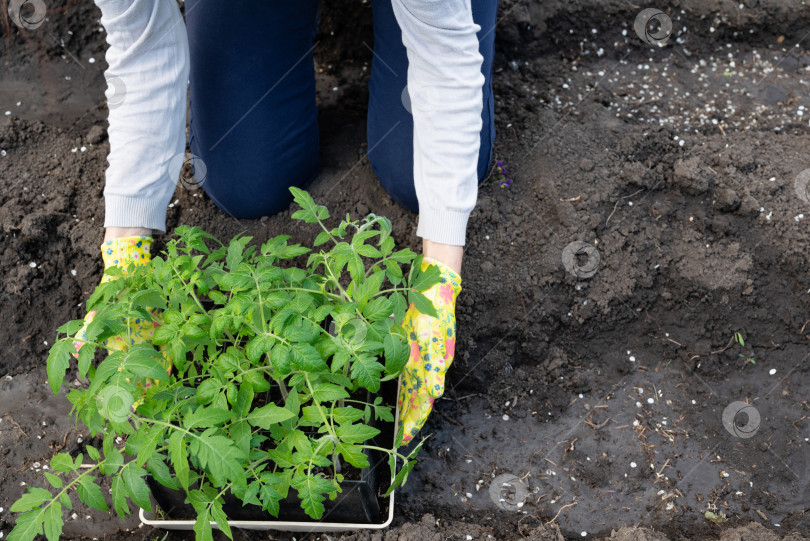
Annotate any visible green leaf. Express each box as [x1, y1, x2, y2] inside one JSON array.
[[147, 455, 178, 490], [131, 289, 167, 310], [46, 340, 73, 394], [77, 344, 94, 379], [218, 270, 252, 291], [300, 405, 324, 424], [209, 498, 233, 540], [380, 234, 395, 255], [10, 488, 52, 512], [314, 231, 331, 246], [350, 354, 385, 393], [362, 297, 392, 320], [332, 406, 365, 424], [7, 508, 45, 541], [336, 422, 380, 444], [284, 316, 320, 342], [169, 431, 190, 491], [243, 370, 271, 392], [216, 349, 241, 372], [121, 461, 152, 510], [102, 447, 124, 476], [188, 429, 247, 488], [248, 403, 296, 429], [391, 292, 408, 323], [122, 345, 172, 381], [183, 406, 232, 429], [384, 334, 410, 375], [135, 426, 165, 467], [374, 404, 395, 422], [77, 476, 108, 511], [196, 379, 221, 404], [390, 248, 416, 263], [384, 459, 416, 496], [233, 381, 255, 417], [284, 390, 302, 420], [111, 475, 130, 518], [152, 324, 177, 344], [230, 420, 252, 458], [293, 475, 330, 519], [49, 454, 76, 474], [409, 290, 438, 318], [163, 310, 184, 325], [246, 333, 275, 364], [290, 343, 326, 372], [193, 508, 214, 541], [86, 445, 100, 461], [411, 262, 441, 292], [337, 442, 370, 469], [330, 349, 350, 373], [208, 289, 228, 305], [290, 429, 313, 456], [278, 244, 310, 259], [357, 244, 382, 258], [270, 344, 291, 376], [44, 472, 63, 489], [348, 254, 365, 284], [384, 260, 403, 285], [57, 319, 85, 335], [290, 187, 330, 223], [226, 236, 252, 271], [43, 501, 63, 541], [310, 382, 350, 403], [266, 449, 295, 469]]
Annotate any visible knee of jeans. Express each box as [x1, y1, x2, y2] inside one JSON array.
[[199, 150, 319, 219], [369, 151, 419, 213]]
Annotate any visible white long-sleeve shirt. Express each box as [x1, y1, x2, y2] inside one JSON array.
[[97, 0, 484, 246]]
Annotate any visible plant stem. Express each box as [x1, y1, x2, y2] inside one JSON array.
[[359, 445, 409, 462]]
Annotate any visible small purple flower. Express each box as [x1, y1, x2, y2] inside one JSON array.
[[499, 178, 513, 188]]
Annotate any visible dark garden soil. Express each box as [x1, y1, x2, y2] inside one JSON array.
[[1, 0, 810, 540]]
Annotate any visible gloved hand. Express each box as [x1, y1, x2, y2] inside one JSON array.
[[398, 257, 462, 444], [72, 236, 159, 355]]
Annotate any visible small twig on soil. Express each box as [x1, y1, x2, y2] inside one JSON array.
[[606, 188, 645, 225], [51, 429, 76, 454], [2, 414, 28, 437], [544, 458, 558, 467], [584, 410, 612, 430], [663, 336, 683, 347], [452, 394, 480, 401], [800, 320, 810, 334], [560, 195, 581, 202], [655, 458, 671, 480], [546, 501, 578, 524], [711, 336, 736, 354], [433, 408, 464, 429]]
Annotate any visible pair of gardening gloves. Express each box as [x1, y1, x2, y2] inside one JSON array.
[[74, 236, 462, 445]]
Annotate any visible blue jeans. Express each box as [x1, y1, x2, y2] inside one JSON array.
[[185, 0, 497, 218]]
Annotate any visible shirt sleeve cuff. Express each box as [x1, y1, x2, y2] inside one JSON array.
[[104, 194, 169, 233], [416, 206, 470, 246]]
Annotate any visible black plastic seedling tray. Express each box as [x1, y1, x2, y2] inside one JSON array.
[[139, 378, 399, 531]]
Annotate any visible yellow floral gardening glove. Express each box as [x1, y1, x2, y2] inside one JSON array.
[[398, 258, 462, 444], [72, 235, 162, 359]]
